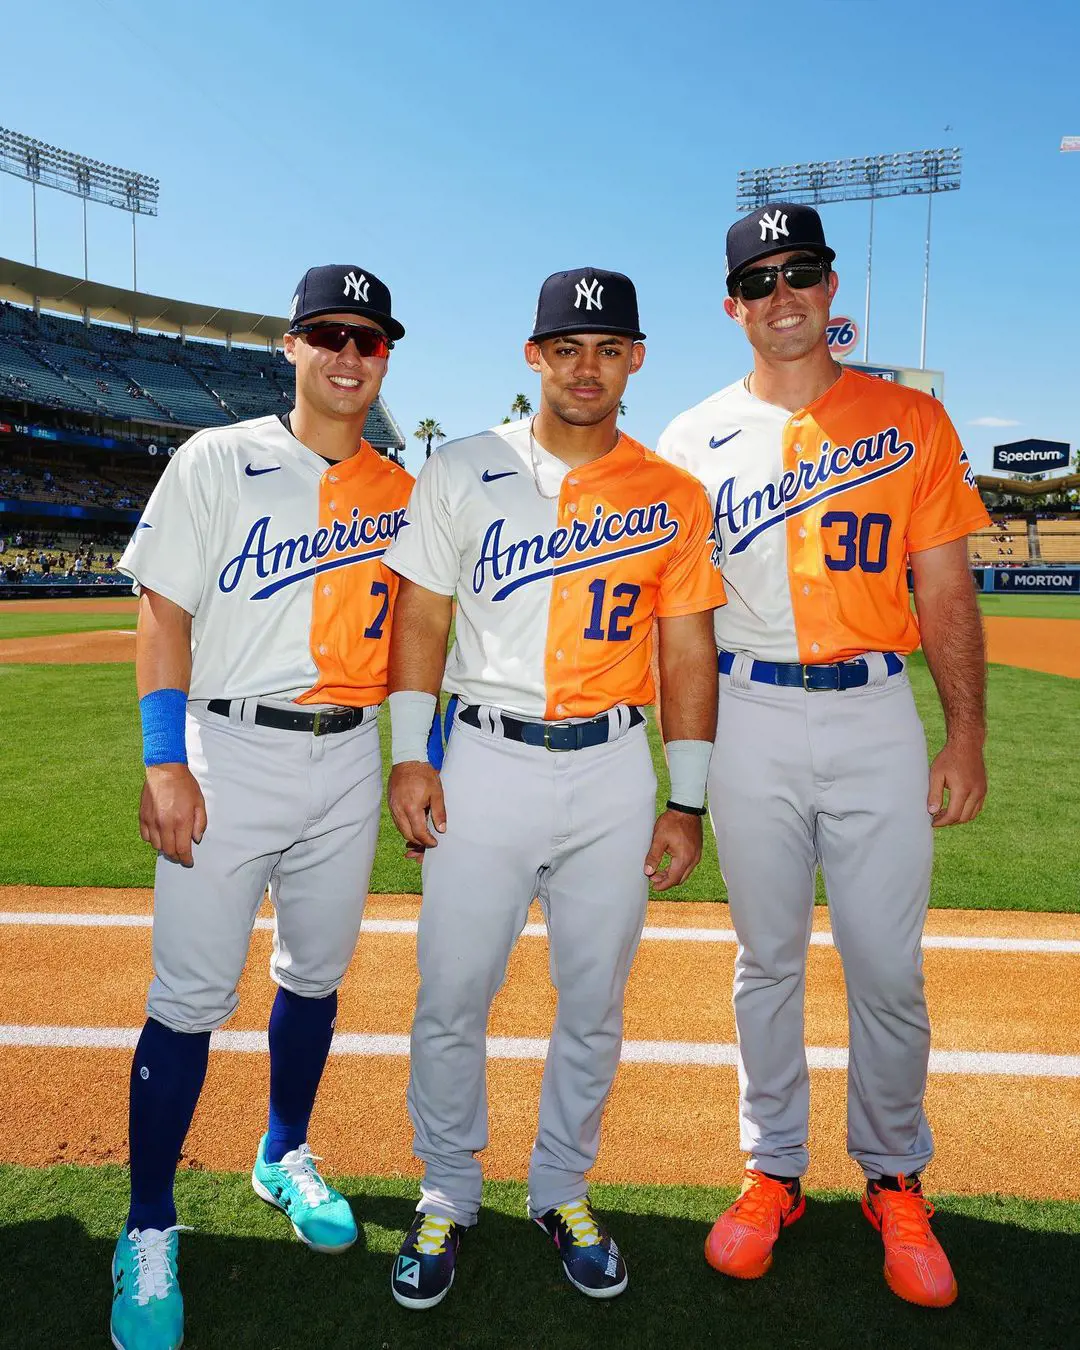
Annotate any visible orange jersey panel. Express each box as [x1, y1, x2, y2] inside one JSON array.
[[297, 442, 413, 707], [541, 438, 726, 718]]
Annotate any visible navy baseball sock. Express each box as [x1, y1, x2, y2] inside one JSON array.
[[126, 1018, 211, 1233], [264, 987, 337, 1163]]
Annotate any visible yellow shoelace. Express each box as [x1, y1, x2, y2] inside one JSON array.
[[414, 1214, 454, 1255], [553, 1199, 601, 1247]]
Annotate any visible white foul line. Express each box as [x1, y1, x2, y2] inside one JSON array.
[[3, 911, 1079, 955], [2, 1024, 1079, 1079]]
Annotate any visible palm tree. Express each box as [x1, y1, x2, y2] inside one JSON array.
[[511, 393, 533, 420], [414, 418, 446, 460]]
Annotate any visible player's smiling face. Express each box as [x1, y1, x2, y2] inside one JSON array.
[[524, 333, 644, 427], [724, 250, 839, 363], [283, 312, 389, 421]]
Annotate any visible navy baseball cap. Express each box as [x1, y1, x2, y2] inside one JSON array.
[[530, 268, 646, 342], [288, 264, 405, 341], [725, 203, 835, 291]]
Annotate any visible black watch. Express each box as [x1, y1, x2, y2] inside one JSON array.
[[666, 799, 707, 817]]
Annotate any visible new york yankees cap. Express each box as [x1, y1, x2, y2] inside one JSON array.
[[288, 264, 405, 341], [530, 268, 646, 342], [725, 203, 835, 291]]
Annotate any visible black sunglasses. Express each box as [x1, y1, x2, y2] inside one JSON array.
[[290, 322, 393, 358], [732, 259, 829, 302]]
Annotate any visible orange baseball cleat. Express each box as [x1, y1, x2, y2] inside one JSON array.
[[861, 1175, 958, 1308], [704, 1169, 805, 1279]]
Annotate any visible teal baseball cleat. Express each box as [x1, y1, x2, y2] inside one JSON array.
[[110, 1225, 187, 1350], [251, 1134, 357, 1253]]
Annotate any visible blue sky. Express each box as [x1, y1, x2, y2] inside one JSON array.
[[1, 0, 1077, 474]]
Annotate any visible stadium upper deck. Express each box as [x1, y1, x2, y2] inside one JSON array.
[[0, 259, 405, 454]]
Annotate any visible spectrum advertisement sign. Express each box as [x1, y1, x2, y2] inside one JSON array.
[[992, 440, 1070, 474]]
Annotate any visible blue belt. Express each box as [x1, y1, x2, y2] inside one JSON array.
[[457, 702, 644, 751], [718, 650, 903, 691]]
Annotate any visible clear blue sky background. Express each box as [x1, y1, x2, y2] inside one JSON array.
[[2, 0, 1077, 474]]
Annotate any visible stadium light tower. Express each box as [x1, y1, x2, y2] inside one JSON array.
[[0, 127, 159, 289], [736, 148, 962, 368]]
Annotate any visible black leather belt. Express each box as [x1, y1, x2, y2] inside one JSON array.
[[718, 650, 903, 691], [457, 703, 644, 752], [206, 699, 374, 735]]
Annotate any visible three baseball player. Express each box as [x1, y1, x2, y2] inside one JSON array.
[[381, 268, 725, 1307], [112, 222, 990, 1339], [657, 202, 990, 1309], [110, 265, 412, 1350]]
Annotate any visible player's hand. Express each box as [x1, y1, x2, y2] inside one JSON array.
[[644, 810, 703, 891], [927, 737, 987, 828], [140, 764, 207, 867], [388, 761, 447, 853]]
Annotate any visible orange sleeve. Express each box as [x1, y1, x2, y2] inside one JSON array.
[[907, 407, 991, 552], [656, 482, 727, 618]]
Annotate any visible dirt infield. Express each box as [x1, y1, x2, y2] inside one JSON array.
[[0, 598, 138, 614], [0, 629, 136, 664], [983, 616, 1080, 679], [2, 888, 1078, 1199]]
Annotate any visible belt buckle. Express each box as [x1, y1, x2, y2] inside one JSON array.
[[801, 663, 815, 691], [312, 710, 323, 736], [542, 723, 561, 752]]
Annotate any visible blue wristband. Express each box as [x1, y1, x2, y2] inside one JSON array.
[[140, 688, 188, 767]]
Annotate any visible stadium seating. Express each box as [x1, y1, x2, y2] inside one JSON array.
[[968, 521, 1030, 564], [1037, 519, 1080, 564], [0, 300, 402, 454]]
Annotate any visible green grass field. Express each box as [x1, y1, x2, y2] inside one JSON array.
[[975, 594, 1080, 619], [1, 1164, 1077, 1350], [0, 611, 137, 640], [1, 654, 1076, 908]]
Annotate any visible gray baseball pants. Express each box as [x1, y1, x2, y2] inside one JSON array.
[[408, 712, 656, 1226], [708, 653, 935, 1180], [147, 699, 382, 1033]]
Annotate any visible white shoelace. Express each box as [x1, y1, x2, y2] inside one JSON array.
[[554, 1200, 600, 1247], [275, 1144, 331, 1205], [128, 1225, 191, 1306], [414, 1215, 454, 1255]]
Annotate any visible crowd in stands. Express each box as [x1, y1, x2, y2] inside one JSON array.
[[0, 527, 129, 585]]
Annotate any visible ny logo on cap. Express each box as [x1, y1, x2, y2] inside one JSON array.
[[574, 277, 604, 311], [758, 210, 789, 243], [343, 271, 370, 303]]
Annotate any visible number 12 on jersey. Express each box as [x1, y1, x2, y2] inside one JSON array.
[[583, 579, 640, 642]]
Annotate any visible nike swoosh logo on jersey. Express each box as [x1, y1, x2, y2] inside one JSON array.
[[709, 430, 741, 448], [481, 469, 518, 482], [135, 522, 153, 531], [245, 464, 282, 477]]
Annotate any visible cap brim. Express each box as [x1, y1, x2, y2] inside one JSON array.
[[529, 324, 646, 342], [726, 244, 836, 288], [292, 305, 405, 342]]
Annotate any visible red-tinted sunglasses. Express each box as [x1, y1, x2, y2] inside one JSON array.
[[290, 322, 393, 358]]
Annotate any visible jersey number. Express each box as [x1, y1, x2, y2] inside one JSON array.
[[822, 511, 892, 574], [363, 581, 390, 638], [583, 579, 641, 642]]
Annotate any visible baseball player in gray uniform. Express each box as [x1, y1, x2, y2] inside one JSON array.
[[381, 268, 726, 1309], [109, 265, 412, 1350], [657, 204, 991, 1309]]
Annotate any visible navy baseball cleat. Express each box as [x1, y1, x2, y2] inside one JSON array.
[[391, 1211, 463, 1309], [110, 1225, 188, 1350], [251, 1134, 357, 1253], [533, 1196, 628, 1298]]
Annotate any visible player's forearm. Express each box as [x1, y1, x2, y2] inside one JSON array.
[[387, 580, 453, 695], [657, 614, 719, 744], [915, 576, 987, 746], [135, 589, 193, 699]]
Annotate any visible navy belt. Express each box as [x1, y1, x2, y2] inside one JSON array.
[[458, 703, 644, 751], [718, 650, 903, 691], [206, 699, 375, 735]]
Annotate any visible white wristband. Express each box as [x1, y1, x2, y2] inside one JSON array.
[[389, 690, 438, 766], [665, 739, 713, 810]]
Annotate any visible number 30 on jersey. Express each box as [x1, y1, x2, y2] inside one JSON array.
[[822, 511, 892, 573]]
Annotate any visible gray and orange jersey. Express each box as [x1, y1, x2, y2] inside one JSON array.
[[657, 369, 991, 665], [119, 415, 413, 706], [383, 418, 725, 721]]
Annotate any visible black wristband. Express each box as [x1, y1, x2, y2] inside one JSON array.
[[666, 799, 707, 817]]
